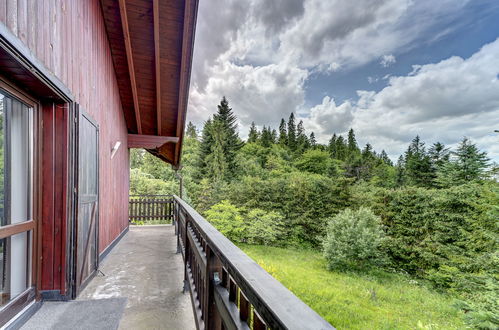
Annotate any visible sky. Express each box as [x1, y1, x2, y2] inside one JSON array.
[[186, 0, 499, 161]]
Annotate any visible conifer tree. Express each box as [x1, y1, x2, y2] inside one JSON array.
[[271, 129, 277, 144], [259, 126, 274, 148], [404, 136, 433, 187], [379, 150, 393, 166], [437, 137, 489, 186], [287, 113, 297, 151], [429, 142, 450, 171], [212, 97, 243, 176], [197, 119, 215, 178], [335, 136, 347, 160], [205, 120, 228, 181], [309, 132, 316, 147], [328, 134, 337, 157], [395, 155, 405, 186], [186, 121, 198, 139], [296, 120, 309, 153], [347, 128, 360, 155], [278, 118, 287, 146], [248, 122, 259, 143]]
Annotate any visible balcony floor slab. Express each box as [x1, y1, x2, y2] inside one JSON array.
[[79, 225, 195, 330]]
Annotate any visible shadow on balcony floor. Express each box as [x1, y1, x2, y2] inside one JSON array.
[[79, 225, 195, 330]]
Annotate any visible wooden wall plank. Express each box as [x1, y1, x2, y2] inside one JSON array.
[[0, 0, 131, 292]]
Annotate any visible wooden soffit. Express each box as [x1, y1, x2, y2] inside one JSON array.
[[100, 0, 198, 167]]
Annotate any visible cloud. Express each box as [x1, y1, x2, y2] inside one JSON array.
[[380, 54, 396, 67], [188, 61, 308, 134], [186, 0, 498, 160], [306, 39, 499, 159]]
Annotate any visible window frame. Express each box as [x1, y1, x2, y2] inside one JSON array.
[[0, 77, 40, 327]]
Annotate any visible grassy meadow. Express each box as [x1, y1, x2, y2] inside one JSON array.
[[240, 244, 467, 330]]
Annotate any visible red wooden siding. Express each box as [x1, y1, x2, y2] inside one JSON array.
[[41, 102, 68, 293], [0, 0, 130, 278]]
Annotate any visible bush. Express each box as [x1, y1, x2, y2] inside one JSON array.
[[323, 207, 386, 270], [230, 172, 354, 246], [246, 209, 284, 246], [205, 201, 246, 242], [129, 168, 178, 195]]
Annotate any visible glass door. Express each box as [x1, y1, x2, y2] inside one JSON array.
[[0, 89, 35, 326]]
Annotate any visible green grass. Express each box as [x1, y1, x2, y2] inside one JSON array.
[[240, 244, 467, 330]]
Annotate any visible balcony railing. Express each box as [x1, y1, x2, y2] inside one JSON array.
[[173, 195, 334, 330], [129, 194, 174, 224]]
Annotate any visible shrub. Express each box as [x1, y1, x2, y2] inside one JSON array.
[[205, 201, 246, 242], [323, 207, 386, 270], [246, 209, 284, 246]]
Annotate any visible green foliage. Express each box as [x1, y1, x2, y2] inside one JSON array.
[[129, 168, 178, 195], [403, 136, 434, 187], [230, 171, 353, 246], [295, 149, 338, 176], [323, 207, 386, 270], [245, 209, 284, 246], [247, 121, 259, 143], [353, 183, 499, 328], [205, 201, 246, 242], [437, 137, 490, 187], [287, 113, 297, 151], [185, 121, 198, 139]]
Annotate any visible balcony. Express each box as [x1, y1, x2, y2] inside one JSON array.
[[22, 195, 333, 329]]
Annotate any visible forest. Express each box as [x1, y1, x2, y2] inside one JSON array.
[[130, 97, 498, 329]]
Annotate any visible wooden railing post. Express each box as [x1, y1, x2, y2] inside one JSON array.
[[183, 211, 189, 294], [206, 247, 222, 330]]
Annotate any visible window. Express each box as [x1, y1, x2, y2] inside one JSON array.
[[0, 90, 34, 308]]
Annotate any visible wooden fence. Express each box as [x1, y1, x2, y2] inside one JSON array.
[[173, 195, 334, 330], [129, 195, 174, 224]]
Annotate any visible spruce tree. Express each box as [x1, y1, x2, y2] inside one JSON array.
[[205, 120, 228, 181], [335, 136, 347, 160], [379, 150, 393, 166], [437, 137, 489, 186], [347, 128, 360, 156], [212, 97, 243, 176], [309, 132, 316, 147], [287, 113, 297, 151], [296, 120, 309, 153], [404, 136, 433, 187], [395, 155, 405, 186], [186, 121, 198, 139], [271, 129, 277, 144], [259, 126, 274, 148], [278, 118, 287, 146], [328, 134, 337, 158], [197, 119, 215, 179], [429, 142, 450, 171], [248, 122, 259, 143]]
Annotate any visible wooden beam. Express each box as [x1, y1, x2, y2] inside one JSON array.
[[119, 0, 142, 134], [174, 0, 199, 165], [153, 0, 162, 135], [128, 134, 179, 149]]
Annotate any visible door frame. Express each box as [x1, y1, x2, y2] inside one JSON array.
[[0, 77, 41, 327], [69, 104, 100, 299]]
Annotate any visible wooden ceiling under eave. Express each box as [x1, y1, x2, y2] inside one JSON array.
[[99, 0, 198, 167]]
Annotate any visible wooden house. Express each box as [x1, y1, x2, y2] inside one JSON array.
[[0, 0, 197, 326]]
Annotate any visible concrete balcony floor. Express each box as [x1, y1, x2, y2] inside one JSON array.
[[79, 225, 195, 329]]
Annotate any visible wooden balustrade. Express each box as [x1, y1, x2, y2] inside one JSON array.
[[173, 195, 335, 330], [129, 195, 174, 224]]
